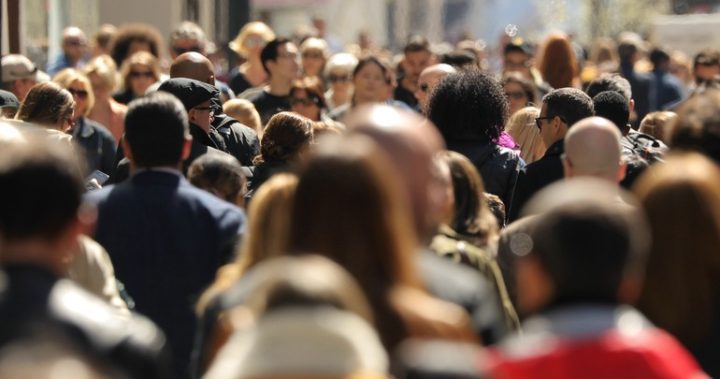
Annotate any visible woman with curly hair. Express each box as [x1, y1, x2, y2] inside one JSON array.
[[108, 23, 165, 67], [428, 70, 523, 208]]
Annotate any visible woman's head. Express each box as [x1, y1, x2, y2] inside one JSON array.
[[15, 82, 75, 130], [538, 33, 578, 89], [108, 23, 164, 67], [83, 55, 119, 97], [229, 22, 276, 59], [257, 112, 314, 165], [120, 51, 161, 96], [53, 69, 95, 119], [353, 56, 393, 105], [506, 106, 545, 164], [300, 37, 329, 78], [502, 72, 538, 117], [325, 53, 358, 95], [639, 111, 677, 143], [290, 77, 326, 121], [188, 153, 247, 207]]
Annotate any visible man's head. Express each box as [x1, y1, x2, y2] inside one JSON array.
[[1, 54, 42, 101], [170, 52, 215, 84], [158, 77, 217, 132], [536, 88, 594, 148], [592, 90, 630, 135], [585, 73, 634, 116], [503, 40, 534, 79], [414, 64, 456, 114], [669, 88, 720, 164], [169, 21, 207, 58], [401, 35, 434, 87], [260, 38, 300, 83], [61, 26, 87, 63], [617, 32, 644, 65], [564, 117, 625, 182], [0, 90, 20, 119], [514, 180, 649, 315], [123, 92, 191, 169], [649, 47, 671, 71], [693, 48, 720, 85], [346, 104, 446, 244]]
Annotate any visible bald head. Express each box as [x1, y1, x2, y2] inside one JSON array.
[[346, 105, 445, 243], [170, 52, 214, 84], [415, 64, 457, 114], [564, 117, 625, 182]]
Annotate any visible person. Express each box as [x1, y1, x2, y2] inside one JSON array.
[[348, 104, 513, 345], [0, 137, 170, 379], [323, 53, 358, 111], [617, 33, 655, 125], [633, 153, 720, 377], [299, 37, 329, 81], [414, 63, 456, 115], [53, 69, 116, 175], [108, 23, 164, 67], [0, 89, 20, 118], [169, 52, 260, 166], [1, 54, 44, 102], [47, 26, 88, 76], [692, 48, 720, 86], [639, 110, 676, 143], [90, 24, 117, 58], [563, 117, 626, 183], [440, 49, 478, 70], [505, 106, 545, 164], [483, 179, 706, 379], [245, 38, 300, 125], [227, 22, 276, 95], [427, 70, 523, 212], [289, 76, 328, 121], [246, 112, 313, 199], [14, 82, 75, 132], [395, 35, 435, 110], [649, 47, 684, 110], [114, 51, 161, 105], [85, 92, 246, 378], [187, 153, 247, 207], [509, 88, 594, 221], [502, 72, 538, 117], [222, 98, 262, 136], [502, 39, 550, 97], [537, 33, 579, 89], [668, 87, 720, 164], [83, 55, 127, 141]]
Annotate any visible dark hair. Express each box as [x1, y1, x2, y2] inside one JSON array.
[[693, 48, 720, 69], [669, 88, 720, 164], [502, 72, 538, 105], [484, 193, 506, 229], [428, 70, 507, 144], [353, 55, 394, 85], [585, 73, 632, 102], [530, 201, 648, 302], [256, 112, 313, 165], [504, 40, 533, 57], [403, 35, 431, 54], [592, 90, 629, 132], [440, 50, 477, 69], [15, 82, 74, 128], [649, 48, 671, 68], [542, 87, 594, 127], [108, 23, 164, 66], [290, 77, 327, 110], [0, 140, 83, 243], [124, 92, 189, 167], [188, 153, 246, 203], [260, 38, 291, 76]]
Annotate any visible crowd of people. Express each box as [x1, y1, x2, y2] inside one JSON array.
[[1, 16, 720, 379]]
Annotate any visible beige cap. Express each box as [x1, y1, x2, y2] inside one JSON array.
[[1, 54, 44, 82]]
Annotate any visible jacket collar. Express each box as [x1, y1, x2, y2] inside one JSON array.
[[70, 117, 95, 139], [542, 140, 564, 158]]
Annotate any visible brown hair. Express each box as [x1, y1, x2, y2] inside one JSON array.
[[639, 111, 677, 143], [188, 153, 247, 204], [53, 69, 96, 118], [633, 152, 720, 343], [119, 51, 161, 92], [537, 33, 578, 89], [222, 99, 262, 136], [15, 82, 74, 129], [255, 112, 314, 165], [108, 23, 164, 66], [291, 76, 327, 109], [668, 89, 720, 163]]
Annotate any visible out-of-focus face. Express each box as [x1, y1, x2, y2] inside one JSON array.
[[504, 82, 529, 117], [414, 70, 445, 114], [172, 38, 203, 58], [189, 99, 214, 131], [402, 50, 433, 85], [243, 33, 268, 58], [504, 51, 532, 79], [301, 48, 325, 78], [63, 36, 87, 62], [67, 79, 89, 120], [128, 63, 156, 96], [694, 63, 720, 84], [353, 62, 386, 103], [270, 43, 301, 82], [290, 88, 321, 121]]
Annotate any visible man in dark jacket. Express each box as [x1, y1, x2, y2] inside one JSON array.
[[86, 92, 246, 378]]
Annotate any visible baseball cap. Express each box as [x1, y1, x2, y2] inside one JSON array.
[[0, 90, 19, 109], [1, 54, 45, 82]]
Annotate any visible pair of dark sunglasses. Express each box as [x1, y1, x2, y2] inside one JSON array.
[[328, 74, 351, 83], [68, 88, 88, 99], [291, 97, 320, 106], [129, 71, 155, 79]]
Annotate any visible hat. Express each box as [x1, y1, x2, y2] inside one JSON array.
[[157, 78, 217, 111], [1, 54, 44, 82], [504, 38, 534, 57], [0, 90, 19, 109]]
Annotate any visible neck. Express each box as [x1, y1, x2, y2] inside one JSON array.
[[267, 78, 291, 96], [353, 94, 375, 106]]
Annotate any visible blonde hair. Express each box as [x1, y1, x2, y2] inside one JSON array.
[[53, 69, 95, 118], [506, 106, 545, 164], [223, 98, 262, 136], [83, 55, 119, 92], [228, 22, 275, 58], [639, 111, 677, 144], [119, 51, 161, 91]]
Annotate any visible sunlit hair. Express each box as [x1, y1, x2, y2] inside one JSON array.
[[119, 51, 161, 92], [15, 82, 74, 129], [537, 33, 578, 89], [197, 173, 298, 314], [324, 53, 359, 79], [438, 151, 499, 247], [255, 112, 314, 165], [506, 106, 545, 163], [53, 69, 95, 117], [639, 111, 677, 144], [222, 98, 262, 136], [633, 152, 720, 344], [228, 21, 276, 58], [82, 55, 119, 92], [668, 88, 720, 163]]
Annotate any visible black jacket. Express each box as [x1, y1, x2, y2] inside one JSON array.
[[509, 140, 565, 221], [70, 117, 117, 176], [212, 114, 260, 166]]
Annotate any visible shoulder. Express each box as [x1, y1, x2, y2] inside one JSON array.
[[178, 181, 246, 227]]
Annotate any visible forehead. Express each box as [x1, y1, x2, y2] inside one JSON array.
[[405, 50, 431, 61], [419, 70, 444, 84], [505, 51, 529, 62], [174, 38, 200, 48], [279, 42, 297, 53]]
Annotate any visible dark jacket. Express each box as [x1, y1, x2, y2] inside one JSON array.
[[70, 117, 117, 175], [245, 160, 291, 201], [212, 113, 260, 166], [509, 140, 564, 221], [86, 170, 245, 378], [0, 265, 170, 379]]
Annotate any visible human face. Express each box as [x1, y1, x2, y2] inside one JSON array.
[[15, 78, 36, 102], [243, 33, 267, 57], [504, 51, 532, 78], [694, 64, 720, 84], [271, 43, 300, 82], [290, 89, 321, 121], [414, 71, 444, 114], [402, 50, 433, 84], [128, 64, 156, 96], [504, 82, 529, 117], [67, 80, 89, 120], [353, 62, 386, 104], [328, 70, 352, 93], [189, 100, 214, 131], [172, 38, 203, 58], [536, 103, 562, 147], [63, 37, 87, 62], [301, 48, 325, 77]]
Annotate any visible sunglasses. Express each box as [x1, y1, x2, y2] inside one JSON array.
[[129, 71, 155, 79], [535, 115, 566, 129], [290, 97, 319, 107], [328, 74, 351, 83], [68, 88, 89, 99], [302, 51, 324, 59], [173, 46, 202, 55], [505, 91, 526, 100]]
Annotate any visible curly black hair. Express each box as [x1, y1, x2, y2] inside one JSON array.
[[427, 70, 507, 144]]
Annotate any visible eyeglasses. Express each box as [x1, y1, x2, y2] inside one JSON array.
[[535, 116, 553, 129], [290, 97, 319, 107], [505, 91, 526, 100], [68, 88, 88, 99], [419, 83, 430, 93], [129, 71, 155, 79], [328, 74, 351, 83], [65, 39, 86, 47], [173, 46, 202, 55], [302, 51, 324, 59]]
